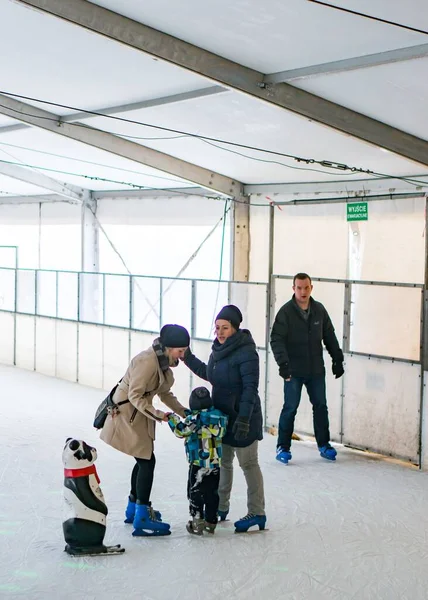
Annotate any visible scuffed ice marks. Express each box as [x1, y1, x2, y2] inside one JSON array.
[[1, 364, 428, 599]]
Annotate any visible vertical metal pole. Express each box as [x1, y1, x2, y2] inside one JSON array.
[[159, 278, 163, 331], [13, 265, 17, 366], [263, 203, 275, 429], [340, 282, 352, 443], [80, 200, 86, 273], [77, 272, 81, 322], [189, 280, 197, 394], [129, 275, 133, 329], [102, 273, 106, 325], [419, 195, 428, 468], [55, 271, 59, 318], [419, 287, 426, 469], [38, 202, 42, 269], [76, 272, 80, 383], [34, 270, 38, 316], [34, 270, 38, 371], [190, 280, 197, 338], [128, 275, 133, 363], [232, 196, 250, 282], [55, 270, 59, 378]]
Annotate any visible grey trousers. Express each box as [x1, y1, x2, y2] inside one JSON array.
[[218, 441, 265, 516]]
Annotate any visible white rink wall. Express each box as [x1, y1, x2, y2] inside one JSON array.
[[0, 194, 427, 466], [249, 196, 425, 466]]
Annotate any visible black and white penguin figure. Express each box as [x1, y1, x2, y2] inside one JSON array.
[[62, 438, 124, 556]]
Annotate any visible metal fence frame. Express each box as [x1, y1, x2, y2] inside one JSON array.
[[0, 265, 269, 402], [0, 264, 425, 464]]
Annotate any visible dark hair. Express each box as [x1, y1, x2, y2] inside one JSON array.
[[293, 272, 312, 285]]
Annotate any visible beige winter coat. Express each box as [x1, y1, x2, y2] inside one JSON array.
[[100, 346, 186, 459]]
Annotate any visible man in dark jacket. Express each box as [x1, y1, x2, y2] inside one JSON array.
[[270, 273, 344, 463]]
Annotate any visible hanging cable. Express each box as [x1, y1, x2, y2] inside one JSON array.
[[0, 95, 372, 173], [0, 155, 427, 208], [137, 204, 231, 328], [84, 201, 161, 320], [307, 0, 428, 36], [209, 198, 229, 336], [0, 90, 420, 181], [0, 140, 190, 186], [0, 157, 226, 201]]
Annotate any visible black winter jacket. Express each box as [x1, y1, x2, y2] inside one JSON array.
[[184, 329, 263, 447], [270, 296, 343, 378]]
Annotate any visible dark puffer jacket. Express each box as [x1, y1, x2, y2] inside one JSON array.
[[270, 296, 343, 378], [184, 329, 263, 448]]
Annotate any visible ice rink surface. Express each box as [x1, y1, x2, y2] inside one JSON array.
[[1, 364, 428, 600]]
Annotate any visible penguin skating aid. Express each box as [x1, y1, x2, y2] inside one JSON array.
[[62, 438, 125, 556]]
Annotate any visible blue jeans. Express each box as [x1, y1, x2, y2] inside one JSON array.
[[277, 376, 330, 451]]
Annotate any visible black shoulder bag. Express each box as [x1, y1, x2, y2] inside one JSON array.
[[93, 379, 129, 429]]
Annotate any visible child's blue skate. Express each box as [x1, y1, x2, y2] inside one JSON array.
[[276, 447, 292, 464], [234, 513, 267, 533], [217, 509, 229, 522], [132, 504, 171, 537], [125, 498, 162, 524], [319, 444, 337, 461]]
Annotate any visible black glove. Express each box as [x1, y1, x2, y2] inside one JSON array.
[[332, 361, 344, 379], [182, 347, 193, 363], [279, 363, 292, 380], [232, 417, 250, 441]]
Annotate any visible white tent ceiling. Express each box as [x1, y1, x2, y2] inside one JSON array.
[[0, 0, 427, 199]]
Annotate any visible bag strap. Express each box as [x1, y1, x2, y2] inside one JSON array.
[[111, 378, 129, 407], [116, 399, 130, 406]]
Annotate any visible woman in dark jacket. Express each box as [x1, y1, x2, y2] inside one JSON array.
[[183, 304, 266, 532]]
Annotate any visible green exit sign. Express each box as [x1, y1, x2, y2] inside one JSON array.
[[347, 201, 368, 221]]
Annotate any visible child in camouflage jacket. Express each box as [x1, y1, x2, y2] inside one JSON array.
[[168, 386, 228, 535]]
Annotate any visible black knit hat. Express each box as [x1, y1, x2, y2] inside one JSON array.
[[189, 386, 212, 411], [159, 324, 190, 348], [215, 304, 242, 330]]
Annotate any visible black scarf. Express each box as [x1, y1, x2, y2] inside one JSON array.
[[152, 337, 171, 371], [211, 328, 256, 361]]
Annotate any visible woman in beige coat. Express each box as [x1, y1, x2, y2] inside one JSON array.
[[101, 324, 189, 537]]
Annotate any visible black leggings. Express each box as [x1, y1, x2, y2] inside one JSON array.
[[130, 453, 156, 505]]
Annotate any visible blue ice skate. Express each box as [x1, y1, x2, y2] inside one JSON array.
[[319, 444, 337, 461], [276, 447, 292, 464], [132, 504, 171, 537], [217, 509, 229, 522], [124, 498, 162, 524], [234, 513, 267, 533]]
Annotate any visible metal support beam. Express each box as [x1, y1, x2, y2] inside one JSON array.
[[81, 196, 99, 272], [0, 188, 214, 203], [245, 176, 428, 199], [264, 43, 428, 83], [422, 195, 428, 372], [14, 0, 428, 167], [92, 187, 216, 200], [0, 161, 86, 201], [0, 93, 242, 198], [0, 86, 228, 136], [0, 193, 67, 204], [80, 195, 101, 323], [232, 197, 250, 282]]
